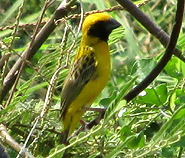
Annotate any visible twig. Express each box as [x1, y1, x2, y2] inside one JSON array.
[[0, 124, 34, 158], [64, 0, 84, 68], [0, 53, 10, 71], [0, 0, 76, 103], [5, 1, 51, 108], [82, 0, 184, 132], [115, 0, 185, 62], [120, 0, 184, 102], [0, 0, 149, 31], [17, 0, 82, 155], [12, 123, 61, 134], [9, 0, 26, 48], [16, 1, 76, 157]]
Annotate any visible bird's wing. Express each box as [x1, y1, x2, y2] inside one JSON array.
[[60, 46, 97, 117]]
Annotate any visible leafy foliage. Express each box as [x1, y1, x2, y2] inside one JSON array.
[[0, 0, 185, 157]]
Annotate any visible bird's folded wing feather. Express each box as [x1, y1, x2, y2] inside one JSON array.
[[60, 46, 97, 117]]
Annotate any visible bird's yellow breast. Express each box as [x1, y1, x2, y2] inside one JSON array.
[[63, 41, 110, 135], [68, 41, 110, 111]]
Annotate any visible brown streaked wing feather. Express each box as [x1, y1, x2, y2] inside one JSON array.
[[61, 46, 97, 117]]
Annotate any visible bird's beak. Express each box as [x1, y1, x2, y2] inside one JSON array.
[[107, 17, 122, 32]]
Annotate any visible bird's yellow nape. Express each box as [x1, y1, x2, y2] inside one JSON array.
[[82, 13, 111, 33]]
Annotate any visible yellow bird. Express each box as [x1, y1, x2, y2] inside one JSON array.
[[60, 12, 121, 144]]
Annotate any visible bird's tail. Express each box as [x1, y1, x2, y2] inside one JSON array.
[[60, 129, 69, 145], [60, 111, 85, 144]]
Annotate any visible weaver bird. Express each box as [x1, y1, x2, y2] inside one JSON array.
[[60, 12, 121, 144]]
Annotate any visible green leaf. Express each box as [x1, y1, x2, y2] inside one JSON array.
[[174, 108, 185, 120], [172, 136, 185, 147], [109, 26, 125, 46], [48, 144, 65, 158], [139, 84, 167, 106], [164, 57, 183, 80], [104, 135, 135, 158], [127, 132, 145, 149], [0, 0, 23, 25], [162, 147, 175, 158], [174, 89, 185, 106], [120, 125, 133, 142], [131, 58, 157, 82], [99, 91, 118, 107], [104, 76, 138, 122]]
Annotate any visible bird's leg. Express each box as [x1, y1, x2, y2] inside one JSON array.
[[80, 119, 87, 126], [81, 107, 106, 129], [86, 110, 105, 129], [76, 119, 87, 135], [68, 119, 87, 141], [68, 108, 106, 142]]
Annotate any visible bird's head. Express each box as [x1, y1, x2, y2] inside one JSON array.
[[82, 13, 121, 44]]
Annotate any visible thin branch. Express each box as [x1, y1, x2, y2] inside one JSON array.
[[83, 0, 184, 131], [17, 0, 80, 156], [115, 0, 185, 63], [0, 0, 76, 103], [9, 0, 26, 48], [0, 53, 10, 71], [0, 0, 149, 32], [5, 0, 52, 108], [12, 124, 60, 134], [0, 124, 34, 158], [115, 0, 184, 102], [20, 0, 83, 150]]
